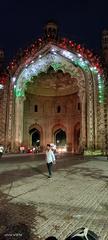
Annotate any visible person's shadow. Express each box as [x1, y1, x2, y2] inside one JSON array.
[[31, 166, 48, 177]]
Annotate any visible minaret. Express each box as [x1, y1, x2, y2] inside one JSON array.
[[44, 20, 58, 41], [102, 30, 108, 66], [0, 49, 4, 70]]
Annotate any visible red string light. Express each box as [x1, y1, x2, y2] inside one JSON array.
[[7, 37, 103, 75], [0, 73, 8, 85]]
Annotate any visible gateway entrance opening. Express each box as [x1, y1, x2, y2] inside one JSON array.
[[29, 128, 40, 147], [54, 129, 66, 147]]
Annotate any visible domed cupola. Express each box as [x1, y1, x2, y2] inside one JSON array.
[[44, 20, 58, 41]]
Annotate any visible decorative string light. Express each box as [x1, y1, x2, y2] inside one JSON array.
[[7, 37, 105, 102], [0, 84, 4, 89], [0, 73, 8, 89]]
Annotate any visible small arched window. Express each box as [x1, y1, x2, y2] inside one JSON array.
[[78, 103, 80, 110], [34, 105, 38, 112], [57, 106, 61, 113]]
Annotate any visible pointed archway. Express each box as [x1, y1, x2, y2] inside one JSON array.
[[29, 128, 40, 147], [54, 129, 66, 147], [8, 39, 105, 152], [28, 123, 43, 149]]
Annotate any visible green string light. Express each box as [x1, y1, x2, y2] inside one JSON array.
[[14, 54, 104, 103]]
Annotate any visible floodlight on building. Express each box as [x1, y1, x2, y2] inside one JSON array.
[[0, 84, 3, 90], [78, 53, 82, 57], [12, 77, 16, 83]]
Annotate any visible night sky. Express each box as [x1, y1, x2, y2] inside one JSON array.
[[0, 0, 108, 64]]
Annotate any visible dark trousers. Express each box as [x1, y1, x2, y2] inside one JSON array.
[[47, 162, 53, 176]]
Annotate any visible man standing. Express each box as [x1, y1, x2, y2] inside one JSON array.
[[0, 145, 4, 159], [46, 144, 56, 178]]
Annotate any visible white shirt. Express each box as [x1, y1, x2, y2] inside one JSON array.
[[0, 146, 4, 153], [46, 149, 55, 163]]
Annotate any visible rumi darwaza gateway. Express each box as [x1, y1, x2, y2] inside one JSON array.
[[0, 22, 108, 153]]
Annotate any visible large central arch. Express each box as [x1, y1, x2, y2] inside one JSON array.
[[7, 39, 105, 152]]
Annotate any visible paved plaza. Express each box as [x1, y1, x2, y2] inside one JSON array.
[[0, 154, 108, 239]]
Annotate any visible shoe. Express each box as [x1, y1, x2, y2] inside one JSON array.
[[48, 175, 51, 178]]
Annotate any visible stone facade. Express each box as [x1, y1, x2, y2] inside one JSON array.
[[0, 84, 10, 145], [23, 93, 81, 152], [0, 24, 107, 153]]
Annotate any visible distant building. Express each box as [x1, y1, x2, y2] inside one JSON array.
[[102, 30, 108, 66], [101, 30, 108, 153], [0, 22, 107, 153]]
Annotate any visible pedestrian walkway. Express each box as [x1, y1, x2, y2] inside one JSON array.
[[0, 156, 108, 239]]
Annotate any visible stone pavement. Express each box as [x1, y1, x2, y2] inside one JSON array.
[[0, 154, 108, 240]]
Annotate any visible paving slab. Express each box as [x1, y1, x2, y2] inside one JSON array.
[[0, 155, 108, 239]]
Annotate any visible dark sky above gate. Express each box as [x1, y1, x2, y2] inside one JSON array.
[[0, 0, 108, 64]]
